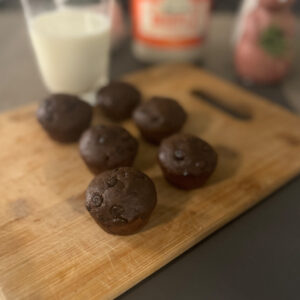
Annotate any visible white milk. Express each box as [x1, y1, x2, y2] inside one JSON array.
[[29, 9, 110, 94]]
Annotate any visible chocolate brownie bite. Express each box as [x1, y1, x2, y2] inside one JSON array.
[[79, 125, 138, 174], [36, 94, 92, 143], [86, 167, 157, 235], [133, 96, 187, 144], [97, 81, 141, 121], [158, 134, 218, 189]]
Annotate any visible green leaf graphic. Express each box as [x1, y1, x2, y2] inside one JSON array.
[[259, 25, 287, 58]]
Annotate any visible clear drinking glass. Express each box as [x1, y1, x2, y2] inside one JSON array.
[[21, 0, 113, 103]]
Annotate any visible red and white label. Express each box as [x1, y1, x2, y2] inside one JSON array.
[[132, 0, 212, 48]]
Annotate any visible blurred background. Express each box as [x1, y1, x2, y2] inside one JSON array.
[[0, 0, 299, 111]]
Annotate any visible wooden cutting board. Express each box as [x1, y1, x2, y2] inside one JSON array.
[[1, 64, 300, 300]]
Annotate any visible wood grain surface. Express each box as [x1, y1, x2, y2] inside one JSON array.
[[1, 64, 300, 300]]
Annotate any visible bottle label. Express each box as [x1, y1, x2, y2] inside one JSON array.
[[132, 0, 211, 48]]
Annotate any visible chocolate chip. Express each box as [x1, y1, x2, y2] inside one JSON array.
[[174, 149, 185, 160], [183, 169, 189, 176], [110, 205, 124, 217], [107, 177, 118, 187], [112, 217, 128, 225], [92, 193, 103, 207]]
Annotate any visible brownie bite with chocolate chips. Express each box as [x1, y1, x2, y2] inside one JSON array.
[[36, 94, 92, 143], [86, 167, 157, 235], [158, 134, 218, 189], [79, 125, 138, 174], [133, 96, 187, 144], [97, 81, 142, 121]]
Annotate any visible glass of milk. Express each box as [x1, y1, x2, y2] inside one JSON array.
[[21, 0, 112, 104]]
